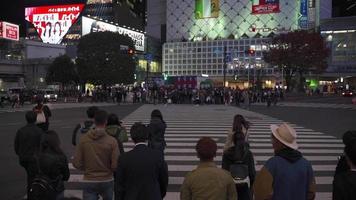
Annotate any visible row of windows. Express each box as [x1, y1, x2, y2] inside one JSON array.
[[163, 39, 270, 48]]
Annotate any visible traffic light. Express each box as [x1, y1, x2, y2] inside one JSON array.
[[245, 49, 255, 55], [128, 49, 135, 55]]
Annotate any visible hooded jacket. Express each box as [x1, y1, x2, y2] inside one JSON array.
[[333, 171, 356, 200], [106, 124, 125, 154], [73, 128, 119, 181], [253, 148, 316, 200], [147, 117, 167, 149]]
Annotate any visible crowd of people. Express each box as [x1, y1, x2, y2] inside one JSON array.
[[13, 100, 356, 200]]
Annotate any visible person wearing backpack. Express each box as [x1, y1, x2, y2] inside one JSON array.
[[33, 97, 51, 131], [147, 109, 167, 157], [28, 130, 70, 200], [71, 106, 98, 146], [106, 113, 128, 154], [222, 132, 256, 200]]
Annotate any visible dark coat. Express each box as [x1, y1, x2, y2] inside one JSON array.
[[38, 151, 70, 192], [147, 118, 167, 151], [14, 123, 44, 163], [116, 144, 168, 200], [333, 171, 356, 200]]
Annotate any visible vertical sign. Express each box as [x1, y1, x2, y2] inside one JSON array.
[[299, 0, 308, 29], [0, 21, 20, 41], [195, 0, 219, 19]]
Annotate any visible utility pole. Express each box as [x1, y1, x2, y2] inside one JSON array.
[[223, 46, 227, 89]]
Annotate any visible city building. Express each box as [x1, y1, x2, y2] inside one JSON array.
[[163, 0, 318, 88]]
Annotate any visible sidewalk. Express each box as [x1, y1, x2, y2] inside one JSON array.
[[0, 102, 121, 113], [252, 101, 356, 110]]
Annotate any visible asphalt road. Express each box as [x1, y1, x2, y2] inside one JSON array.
[[0, 104, 141, 200], [249, 105, 356, 139]]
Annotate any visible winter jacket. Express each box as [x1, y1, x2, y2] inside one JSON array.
[[222, 143, 256, 187], [253, 148, 316, 200], [14, 123, 44, 163], [333, 171, 356, 200], [73, 128, 119, 181], [38, 151, 70, 192], [180, 162, 237, 200], [147, 118, 167, 151], [106, 125, 126, 154]]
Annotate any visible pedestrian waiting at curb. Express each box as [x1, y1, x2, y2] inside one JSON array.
[[253, 123, 316, 200], [333, 130, 356, 200], [33, 97, 52, 131], [147, 109, 167, 157], [71, 106, 99, 146], [73, 110, 119, 200], [14, 111, 45, 198], [180, 137, 237, 200], [28, 130, 70, 200]]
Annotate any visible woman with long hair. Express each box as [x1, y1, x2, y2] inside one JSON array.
[[222, 115, 255, 200], [147, 109, 167, 157], [106, 113, 128, 154], [37, 131, 70, 200]]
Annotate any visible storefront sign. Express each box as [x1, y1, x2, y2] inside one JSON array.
[[0, 21, 20, 41], [252, 0, 280, 15], [25, 4, 85, 44]]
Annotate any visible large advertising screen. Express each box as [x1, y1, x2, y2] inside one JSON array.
[[195, 0, 219, 19], [82, 16, 145, 51], [252, 0, 280, 14], [0, 21, 20, 41], [87, 0, 112, 4], [25, 4, 85, 44]]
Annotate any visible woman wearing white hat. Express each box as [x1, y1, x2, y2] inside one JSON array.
[[253, 123, 316, 200]]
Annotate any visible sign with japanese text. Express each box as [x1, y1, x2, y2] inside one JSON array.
[[252, 0, 280, 15], [0, 21, 20, 41]]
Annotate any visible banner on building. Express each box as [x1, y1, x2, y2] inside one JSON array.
[[25, 4, 85, 44], [299, 0, 308, 29], [87, 0, 112, 4], [252, 0, 280, 15], [0, 21, 20, 41], [82, 16, 145, 51], [195, 0, 219, 19]]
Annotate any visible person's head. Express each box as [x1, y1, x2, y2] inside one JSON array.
[[270, 123, 298, 152], [196, 137, 217, 162], [151, 109, 163, 121], [36, 96, 44, 105], [25, 111, 37, 124], [86, 106, 99, 119], [94, 110, 108, 128], [107, 113, 120, 126], [232, 114, 250, 133], [41, 130, 62, 154], [345, 143, 356, 169], [343, 130, 356, 147], [130, 122, 148, 143]]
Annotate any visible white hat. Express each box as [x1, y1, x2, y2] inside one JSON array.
[[270, 123, 298, 150]]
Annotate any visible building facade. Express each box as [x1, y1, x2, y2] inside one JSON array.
[[163, 0, 318, 88]]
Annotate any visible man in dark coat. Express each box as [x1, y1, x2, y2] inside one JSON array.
[[14, 111, 44, 196], [116, 122, 168, 200]]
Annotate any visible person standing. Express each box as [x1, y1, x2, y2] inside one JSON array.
[[14, 111, 44, 197], [333, 130, 356, 200], [180, 137, 237, 200], [73, 110, 119, 200], [147, 109, 167, 157], [71, 106, 99, 146], [222, 132, 256, 200], [253, 123, 316, 200], [33, 130, 70, 200], [116, 122, 168, 200], [106, 113, 128, 154], [33, 97, 52, 131], [224, 114, 251, 151]]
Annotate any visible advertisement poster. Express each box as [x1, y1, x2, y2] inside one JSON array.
[[82, 16, 145, 51], [195, 0, 219, 19], [25, 4, 85, 44], [299, 0, 308, 29], [0, 21, 20, 41], [87, 0, 112, 4], [252, 0, 280, 15]]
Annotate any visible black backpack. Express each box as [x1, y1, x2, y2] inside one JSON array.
[[229, 145, 250, 187]]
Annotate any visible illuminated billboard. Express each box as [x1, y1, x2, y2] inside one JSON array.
[[82, 16, 145, 51], [87, 0, 112, 4], [252, 0, 280, 14], [195, 0, 219, 19], [25, 4, 85, 44], [0, 21, 20, 41]]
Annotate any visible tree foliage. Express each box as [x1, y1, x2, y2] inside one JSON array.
[[76, 31, 136, 85], [46, 55, 78, 85], [264, 30, 329, 91]]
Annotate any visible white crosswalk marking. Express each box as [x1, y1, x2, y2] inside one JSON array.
[[64, 105, 341, 200]]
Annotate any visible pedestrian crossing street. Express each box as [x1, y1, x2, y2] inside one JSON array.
[[65, 104, 342, 200]]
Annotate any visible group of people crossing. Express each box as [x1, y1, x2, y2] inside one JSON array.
[[14, 102, 356, 200]]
